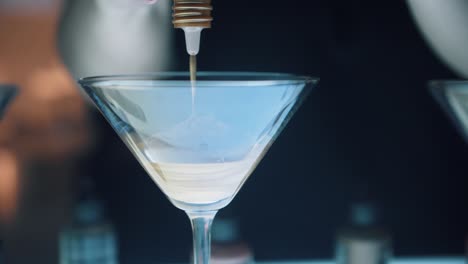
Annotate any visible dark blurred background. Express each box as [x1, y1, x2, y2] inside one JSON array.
[[0, 0, 467, 263]]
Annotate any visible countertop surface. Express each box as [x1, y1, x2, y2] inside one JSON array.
[[259, 258, 465, 264]]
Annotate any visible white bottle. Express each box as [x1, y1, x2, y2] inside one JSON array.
[[407, 0, 468, 78], [59, 178, 118, 264], [335, 202, 392, 264], [58, 0, 174, 79]]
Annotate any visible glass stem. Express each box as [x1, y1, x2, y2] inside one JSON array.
[[187, 210, 217, 264]]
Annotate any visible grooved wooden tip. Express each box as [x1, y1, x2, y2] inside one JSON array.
[[173, 0, 213, 28]]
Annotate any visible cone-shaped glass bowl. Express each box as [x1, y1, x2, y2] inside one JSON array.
[[79, 72, 318, 264]]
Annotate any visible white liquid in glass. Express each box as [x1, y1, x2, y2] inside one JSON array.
[[147, 152, 262, 205], [125, 116, 270, 205]]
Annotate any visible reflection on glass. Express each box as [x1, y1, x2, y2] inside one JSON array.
[[79, 72, 317, 264]]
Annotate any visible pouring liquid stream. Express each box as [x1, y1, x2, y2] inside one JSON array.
[[190, 55, 197, 114]]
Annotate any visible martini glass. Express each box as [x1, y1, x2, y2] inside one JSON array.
[[0, 84, 17, 119], [78, 72, 318, 263], [430, 80, 468, 142]]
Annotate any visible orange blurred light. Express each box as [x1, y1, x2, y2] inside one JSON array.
[[0, 149, 19, 224], [0, 0, 92, 162]]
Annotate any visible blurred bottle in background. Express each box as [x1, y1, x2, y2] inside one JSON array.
[[59, 176, 118, 264], [335, 201, 392, 264], [0, 0, 173, 262], [210, 210, 254, 264]]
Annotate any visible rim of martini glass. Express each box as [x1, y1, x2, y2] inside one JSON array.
[[79, 71, 318, 87], [429, 79, 468, 107], [429, 79, 468, 100], [429, 79, 468, 88], [429, 79, 468, 143]]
